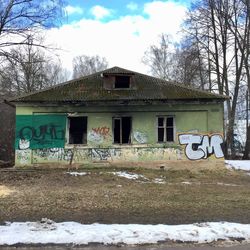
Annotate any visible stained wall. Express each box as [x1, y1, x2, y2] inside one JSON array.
[[14, 102, 225, 166]]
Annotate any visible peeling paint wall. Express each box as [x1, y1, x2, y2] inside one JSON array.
[[30, 147, 183, 164], [14, 103, 225, 166]]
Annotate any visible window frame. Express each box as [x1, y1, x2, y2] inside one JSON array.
[[114, 75, 131, 89], [112, 116, 132, 144], [66, 115, 88, 145], [157, 116, 175, 143]]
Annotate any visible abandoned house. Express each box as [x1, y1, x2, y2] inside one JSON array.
[[9, 66, 227, 167]]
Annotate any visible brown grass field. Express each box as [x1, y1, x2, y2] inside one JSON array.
[[0, 165, 250, 224]]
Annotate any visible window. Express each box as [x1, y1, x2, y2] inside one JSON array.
[[68, 116, 87, 144], [113, 117, 132, 144], [157, 116, 175, 142], [114, 76, 130, 88]]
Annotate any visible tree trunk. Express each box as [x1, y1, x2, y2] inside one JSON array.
[[243, 125, 250, 159]]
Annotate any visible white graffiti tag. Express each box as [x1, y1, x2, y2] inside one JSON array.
[[134, 131, 148, 144], [19, 139, 30, 150], [178, 134, 224, 160]]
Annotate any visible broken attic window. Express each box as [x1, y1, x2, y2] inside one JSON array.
[[157, 116, 174, 142], [113, 117, 132, 144], [114, 76, 130, 88], [68, 116, 87, 144]]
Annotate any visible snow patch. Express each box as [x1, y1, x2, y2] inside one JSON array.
[[1, 221, 250, 245], [111, 171, 147, 180], [181, 181, 192, 185], [225, 160, 250, 171], [153, 178, 166, 184], [66, 172, 88, 176], [111, 171, 166, 184]]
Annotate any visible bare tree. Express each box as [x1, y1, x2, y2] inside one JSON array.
[[72, 55, 108, 78], [142, 33, 208, 88], [142, 34, 174, 80], [172, 43, 208, 88], [184, 0, 250, 158], [0, 0, 64, 57], [0, 37, 69, 96]]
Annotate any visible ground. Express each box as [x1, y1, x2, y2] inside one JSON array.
[[1, 164, 250, 225]]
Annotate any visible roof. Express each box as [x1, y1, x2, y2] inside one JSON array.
[[10, 66, 228, 103]]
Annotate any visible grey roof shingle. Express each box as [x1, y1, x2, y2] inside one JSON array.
[[10, 66, 228, 103]]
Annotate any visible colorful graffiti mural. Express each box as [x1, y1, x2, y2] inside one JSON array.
[[16, 115, 66, 149], [178, 133, 224, 160]]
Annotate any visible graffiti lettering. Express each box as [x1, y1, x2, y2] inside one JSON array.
[[89, 148, 121, 161], [178, 134, 224, 160], [33, 148, 122, 163], [18, 124, 65, 147], [92, 126, 110, 139], [88, 131, 103, 144]]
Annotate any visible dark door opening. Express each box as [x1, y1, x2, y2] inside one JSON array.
[[68, 116, 87, 144], [113, 117, 131, 144]]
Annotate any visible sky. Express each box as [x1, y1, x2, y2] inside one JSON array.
[[45, 0, 191, 75]]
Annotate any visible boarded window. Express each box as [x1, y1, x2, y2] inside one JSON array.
[[157, 116, 174, 142], [115, 76, 130, 88], [68, 116, 87, 144], [113, 117, 131, 144]]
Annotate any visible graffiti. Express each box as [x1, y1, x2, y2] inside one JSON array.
[[88, 131, 103, 144], [178, 134, 224, 160], [16, 115, 66, 149], [33, 148, 72, 162], [132, 147, 182, 160], [89, 148, 121, 161], [133, 131, 148, 144], [17, 146, 185, 165], [19, 124, 64, 145], [16, 149, 30, 164], [92, 126, 110, 139], [88, 126, 111, 144], [19, 139, 30, 150]]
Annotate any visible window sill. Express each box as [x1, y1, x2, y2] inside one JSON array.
[[157, 141, 175, 144], [65, 144, 89, 149]]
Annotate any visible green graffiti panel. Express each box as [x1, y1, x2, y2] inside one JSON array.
[[16, 115, 66, 149]]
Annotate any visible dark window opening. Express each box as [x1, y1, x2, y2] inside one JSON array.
[[113, 117, 131, 144], [157, 116, 174, 142], [115, 76, 130, 88], [68, 116, 87, 144]]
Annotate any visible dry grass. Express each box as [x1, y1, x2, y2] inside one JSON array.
[[0, 166, 250, 224], [0, 185, 15, 198]]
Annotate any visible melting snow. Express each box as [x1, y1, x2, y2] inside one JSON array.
[[152, 178, 166, 184], [181, 181, 192, 185], [1, 220, 250, 245], [111, 171, 147, 180], [225, 160, 250, 171], [66, 172, 88, 176]]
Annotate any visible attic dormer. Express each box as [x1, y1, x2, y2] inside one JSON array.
[[102, 70, 135, 90]]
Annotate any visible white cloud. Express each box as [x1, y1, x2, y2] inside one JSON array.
[[45, 1, 187, 76], [90, 5, 112, 20], [64, 5, 83, 15], [126, 2, 138, 11]]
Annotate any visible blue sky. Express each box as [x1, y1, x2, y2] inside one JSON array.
[[46, 0, 190, 75], [64, 0, 190, 23]]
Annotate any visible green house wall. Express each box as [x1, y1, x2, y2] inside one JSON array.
[[15, 102, 225, 166]]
